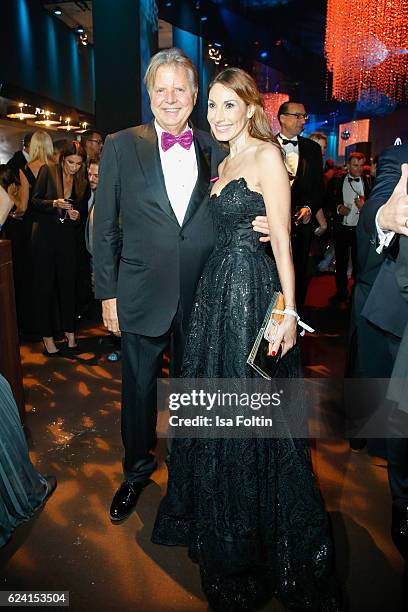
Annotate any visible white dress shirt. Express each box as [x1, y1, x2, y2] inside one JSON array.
[[375, 206, 395, 253], [155, 121, 198, 226], [277, 133, 299, 181], [341, 175, 364, 227]]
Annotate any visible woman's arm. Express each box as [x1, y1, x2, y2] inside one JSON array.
[[31, 165, 59, 214], [257, 144, 297, 356], [0, 185, 14, 227], [14, 169, 30, 217]]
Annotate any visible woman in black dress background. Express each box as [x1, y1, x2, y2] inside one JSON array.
[[31, 140, 89, 355]]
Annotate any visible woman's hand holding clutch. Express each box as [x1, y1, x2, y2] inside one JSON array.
[[268, 315, 297, 358]]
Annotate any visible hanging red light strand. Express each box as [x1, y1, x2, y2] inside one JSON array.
[[325, 0, 408, 102]]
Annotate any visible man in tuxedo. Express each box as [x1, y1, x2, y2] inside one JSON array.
[[94, 48, 268, 522], [326, 152, 372, 303], [276, 102, 324, 309], [354, 147, 408, 563]]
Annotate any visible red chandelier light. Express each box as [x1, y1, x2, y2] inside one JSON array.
[[261, 92, 289, 134], [325, 0, 408, 102]]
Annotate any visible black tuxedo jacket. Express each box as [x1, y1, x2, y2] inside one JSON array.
[[93, 122, 225, 336], [351, 144, 407, 338], [290, 136, 324, 215], [326, 174, 372, 225]]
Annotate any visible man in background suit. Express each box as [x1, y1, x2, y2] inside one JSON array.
[[355, 149, 408, 565], [94, 48, 269, 522], [347, 146, 407, 457], [276, 102, 324, 309], [326, 152, 372, 303], [6, 132, 33, 176], [85, 158, 99, 264]]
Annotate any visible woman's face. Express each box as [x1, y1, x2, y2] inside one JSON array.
[[207, 82, 252, 142], [63, 154, 83, 175]]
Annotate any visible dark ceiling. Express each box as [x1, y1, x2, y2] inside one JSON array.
[[42, 0, 340, 114], [157, 0, 332, 111]]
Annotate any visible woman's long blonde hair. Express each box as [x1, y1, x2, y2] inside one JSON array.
[[208, 68, 278, 145], [28, 131, 54, 163]]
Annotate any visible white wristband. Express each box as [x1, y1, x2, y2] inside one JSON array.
[[271, 308, 315, 336]]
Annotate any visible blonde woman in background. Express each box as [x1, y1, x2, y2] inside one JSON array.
[[4, 131, 54, 333]]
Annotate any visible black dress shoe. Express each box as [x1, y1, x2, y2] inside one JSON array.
[[392, 503, 408, 560], [110, 481, 145, 522]]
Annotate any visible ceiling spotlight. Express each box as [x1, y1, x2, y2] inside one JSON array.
[[53, 7, 62, 16], [34, 110, 61, 127], [6, 102, 36, 120], [260, 51, 268, 58], [165, 2, 172, 6], [214, 42, 221, 48], [200, 16, 208, 21], [209, 46, 222, 65], [58, 118, 80, 131], [75, 25, 85, 34]]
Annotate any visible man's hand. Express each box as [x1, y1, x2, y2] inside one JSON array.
[[252, 215, 270, 243], [378, 164, 408, 235], [294, 207, 312, 225], [102, 298, 120, 334], [338, 205, 351, 216]]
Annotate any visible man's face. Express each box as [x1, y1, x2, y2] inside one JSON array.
[[279, 103, 308, 138], [88, 163, 99, 190], [150, 64, 197, 135], [85, 133, 103, 159], [348, 157, 365, 177]]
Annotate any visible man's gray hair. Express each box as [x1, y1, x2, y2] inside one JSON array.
[[144, 47, 198, 95]]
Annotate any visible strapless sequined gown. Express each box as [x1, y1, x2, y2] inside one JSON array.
[[152, 178, 340, 611]]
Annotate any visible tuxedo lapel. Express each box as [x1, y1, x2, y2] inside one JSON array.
[[294, 136, 307, 182], [133, 123, 177, 222], [182, 132, 211, 228]]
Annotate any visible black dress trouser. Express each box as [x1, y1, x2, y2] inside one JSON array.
[[334, 224, 357, 297], [121, 302, 188, 484], [292, 222, 313, 311]]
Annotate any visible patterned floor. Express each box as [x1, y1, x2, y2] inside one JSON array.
[[0, 273, 405, 611]]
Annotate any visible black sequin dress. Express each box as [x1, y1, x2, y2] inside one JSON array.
[[152, 178, 340, 611]]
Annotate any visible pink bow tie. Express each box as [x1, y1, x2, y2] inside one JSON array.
[[161, 130, 193, 152]]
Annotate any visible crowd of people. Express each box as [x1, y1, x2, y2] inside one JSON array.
[[1, 46, 407, 611]]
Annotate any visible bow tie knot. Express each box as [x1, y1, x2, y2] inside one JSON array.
[[161, 130, 193, 152], [281, 138, 298, 146], [348, 177, 360, 183]]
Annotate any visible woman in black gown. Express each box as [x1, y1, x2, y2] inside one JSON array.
[[152, 68, 339, 611], [30, 141, 89, 355]]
